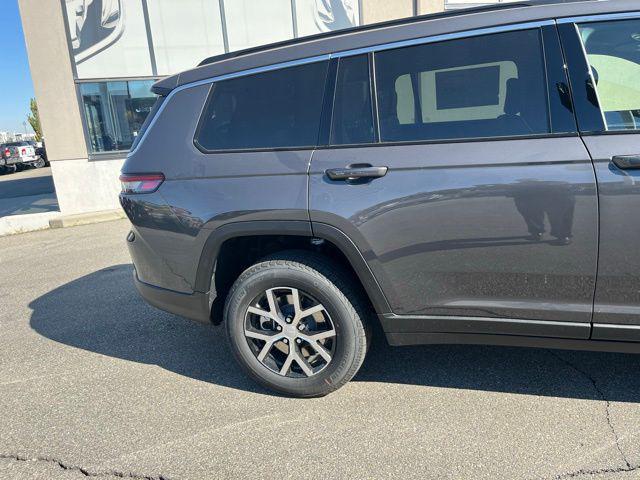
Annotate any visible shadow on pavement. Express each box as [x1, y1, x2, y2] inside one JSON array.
[[30, 264, 640, 401], [0, 171, 55, 199], [0, 168, 59, 216]]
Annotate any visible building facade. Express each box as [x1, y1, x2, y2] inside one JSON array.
[[18, 0, 505, 216]]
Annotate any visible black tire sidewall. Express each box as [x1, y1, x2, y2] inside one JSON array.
[[225, 264, 363, 397]]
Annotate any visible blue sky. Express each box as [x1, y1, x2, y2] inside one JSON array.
[[0, 1, 35, 134]]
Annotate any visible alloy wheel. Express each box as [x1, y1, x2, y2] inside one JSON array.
[[243, 287, 336, 378]]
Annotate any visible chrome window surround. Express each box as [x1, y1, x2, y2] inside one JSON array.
[[558, 11, 640, 132], [129, 19, 555, 156], [556, 11, 640, 24]]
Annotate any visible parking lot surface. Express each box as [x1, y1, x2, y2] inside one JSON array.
[[0, 219, 639, 480], [0, 167, 58, 217]]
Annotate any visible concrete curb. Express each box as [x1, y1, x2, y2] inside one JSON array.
[[0, 211, 63, 237], [0, 209, 126, 237], [48, 209, 126, 229]]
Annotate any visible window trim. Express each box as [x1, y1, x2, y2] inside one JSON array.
[[558, 12, 640, 135], [313, 132, 581, 151], [132, 20, 562, 156], [328, 54, 377, 147], [556, 11, 640, 25], [192, 58, 331, 154], [330, 20, 554, 59], [372, 27, 560, 146]]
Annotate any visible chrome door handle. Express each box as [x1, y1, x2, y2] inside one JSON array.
[[612, 155, 640, 170], [325, 165, 388, 181]]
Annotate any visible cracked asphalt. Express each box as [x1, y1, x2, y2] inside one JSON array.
[[1, 219, 639, 480]]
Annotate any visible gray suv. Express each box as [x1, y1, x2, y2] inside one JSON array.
[[120, 0, 640, 397]]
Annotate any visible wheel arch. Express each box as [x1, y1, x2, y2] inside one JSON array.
[[194, 220, 391, 322]]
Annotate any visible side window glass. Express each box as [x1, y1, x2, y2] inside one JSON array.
[[375, 29, 550, 143], [578, 19, 640, 131], [196, 60, 329, 151], [330, 55, 375, 145]]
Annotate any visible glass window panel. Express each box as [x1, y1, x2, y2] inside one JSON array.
[[578, 19, 640, 131], [331, 55, 375, 145], [224, 0, 293, 51], [147, 0, 225, 75], [65, 0, 153, 79], [80, 80, 156, 153], [196, 61, 329, 150], [295, 0, 359, 37], [375, 29, 550, 143]]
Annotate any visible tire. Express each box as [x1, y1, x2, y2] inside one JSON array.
[[224, 251, 370, 397], [33, 157, 46, 168]]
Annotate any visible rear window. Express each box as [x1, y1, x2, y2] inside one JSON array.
[[195, 60, 329, 151]]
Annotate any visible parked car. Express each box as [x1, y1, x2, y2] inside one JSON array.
[[120, 0, 640, 397], [1, 141, 46, 171], [35, 141, 49, 166]]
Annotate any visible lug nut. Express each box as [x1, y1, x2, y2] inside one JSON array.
[[277, 326, 282, 331], [296, 338, 302, 344], [283, 338, 289, 344], [286, 317, 292, 324], [298, 324, 304, 331]]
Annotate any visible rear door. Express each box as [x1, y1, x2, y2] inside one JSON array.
[[560, 13, 640, 341], [310, 24, 599, 337]]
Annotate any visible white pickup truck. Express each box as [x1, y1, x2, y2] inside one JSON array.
[[0, 142, 45, 173]]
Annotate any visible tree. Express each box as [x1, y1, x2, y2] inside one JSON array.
[[27, 98, 42, 142]]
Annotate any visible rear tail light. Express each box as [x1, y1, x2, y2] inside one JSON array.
[[119, 173, 165, 194], [3, 148, 9, 158]]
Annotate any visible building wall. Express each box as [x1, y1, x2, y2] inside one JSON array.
[[18, 0, 118, 216], [18, 0, 86, 162], [361, 0, 414, 23], [49, 158, 125, 215]]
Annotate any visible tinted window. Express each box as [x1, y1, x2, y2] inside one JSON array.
[[375, 29, 550, 143], [578, 19, 640, 131], [331, 55, 375, 145], [196, 61, 329, 151]]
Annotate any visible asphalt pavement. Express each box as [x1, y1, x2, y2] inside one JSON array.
[[0, 167, 59, 217], [0, 220, 639, 479]]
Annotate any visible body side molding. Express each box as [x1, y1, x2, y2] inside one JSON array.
[[380, 313, 591, 339], [386, 332, 640, 353]]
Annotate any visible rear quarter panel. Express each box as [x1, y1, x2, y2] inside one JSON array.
[[121, 83, 312, 293]]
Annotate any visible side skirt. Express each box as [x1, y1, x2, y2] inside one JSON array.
[[381, 314, 640, 353]]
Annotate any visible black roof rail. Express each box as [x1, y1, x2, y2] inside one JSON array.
[[197, 0, 597, 67]]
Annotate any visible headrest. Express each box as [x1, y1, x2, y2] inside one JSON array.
[[503, 77, 523, 116]]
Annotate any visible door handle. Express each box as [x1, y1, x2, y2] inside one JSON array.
[[325, 165, 388, 181], [612, 155, 640, 170]]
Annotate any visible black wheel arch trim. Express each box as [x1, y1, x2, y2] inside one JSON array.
[[311, 222, 392, 314], [193, 220, 392, 315], [194, 220, 313, 295]]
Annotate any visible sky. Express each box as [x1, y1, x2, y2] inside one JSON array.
[[0, 1, 35, 134]]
